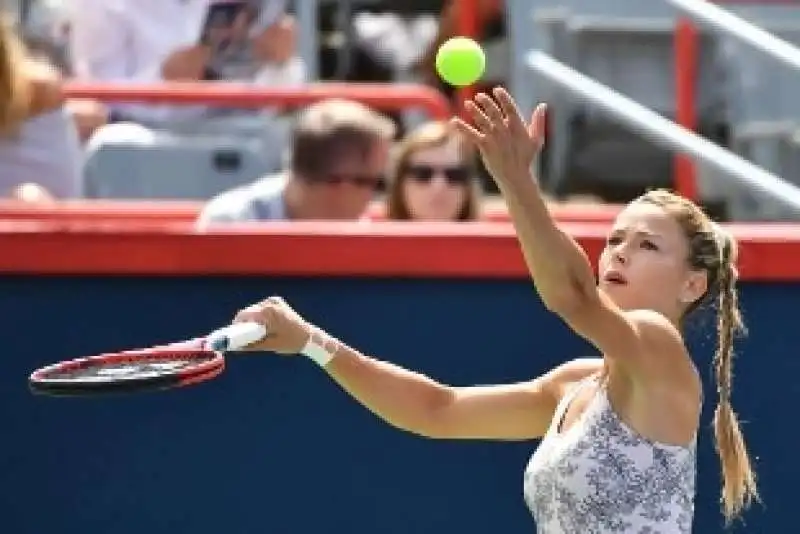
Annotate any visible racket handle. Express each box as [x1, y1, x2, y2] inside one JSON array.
[[207, 322, 267, 352]]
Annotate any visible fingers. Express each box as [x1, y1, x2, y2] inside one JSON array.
[[233, 305, 265, 325], [475, 92, 505, 126], [230, 296, 313, 354], [232, 298, 277, 351], [465, 99, 492, 133], [493, 87, 527, 135], [531, 103, 547, 127], [451, 117, 485, 145], [246, 335, 284, 353], [233, 296, 284, 327], [529, 103, 548, 147], [463, 88, 530, 137]]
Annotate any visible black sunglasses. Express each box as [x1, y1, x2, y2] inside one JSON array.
[[402, 164, 472, 185]]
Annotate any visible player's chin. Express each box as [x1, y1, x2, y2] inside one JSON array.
[[599, 282, 636, 309]]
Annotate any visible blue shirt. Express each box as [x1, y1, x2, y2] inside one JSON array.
[[196, 171, 288, 227]]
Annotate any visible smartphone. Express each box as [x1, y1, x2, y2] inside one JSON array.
[[199, 0, 285, 48], [200, 0, 287, 81], [248, 0, 287, 37], [199, 0, 249, 50]]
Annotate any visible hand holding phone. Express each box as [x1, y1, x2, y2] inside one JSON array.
[[162, 45, 211, 81], [199, 0, 289, 80], [199, 0, 254, 51], [199, 0, 285, 49], [251, 13, 295, 64]]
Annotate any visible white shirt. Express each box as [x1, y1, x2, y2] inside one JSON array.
[[67, 0, 301, 125], [0, 108, 83, 199]]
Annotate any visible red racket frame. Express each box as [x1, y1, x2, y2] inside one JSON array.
[[29, 347, 226, 397]]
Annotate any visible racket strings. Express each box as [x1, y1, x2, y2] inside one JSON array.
[[29, 333, 232, 396], [33, 349, 220, 381], [54, 356, 208, 379]]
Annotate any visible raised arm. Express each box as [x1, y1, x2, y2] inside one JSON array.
[[234, 297, 601, 441], [453, 90, 694, 384]]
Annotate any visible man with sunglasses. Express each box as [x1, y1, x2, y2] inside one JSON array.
[[197, 99, 395, 226]]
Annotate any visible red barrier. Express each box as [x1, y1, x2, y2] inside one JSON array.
[[0, 221, 798, 280], [0, 200, 200, 223], [0, 200, 623, 225], [64, 82, 452, 120], [674, 18, 699, 201]]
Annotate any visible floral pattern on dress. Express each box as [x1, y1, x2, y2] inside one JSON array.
[[523, 379, 696, 534]]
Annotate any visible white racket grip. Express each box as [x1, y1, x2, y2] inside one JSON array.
[[207, 322, 267, 352]]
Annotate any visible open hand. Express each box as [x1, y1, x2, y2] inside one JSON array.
[[452, 88, 547, 190]]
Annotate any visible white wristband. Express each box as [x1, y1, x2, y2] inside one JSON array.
[[301, 330, 338, 368]]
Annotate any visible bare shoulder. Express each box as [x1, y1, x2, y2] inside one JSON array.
[[539, 357, 604, 400], [620, 309, 700, 389], [625, 309, 683, 345]]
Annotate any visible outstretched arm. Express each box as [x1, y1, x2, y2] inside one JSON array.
[[327, 350, 600, 440], [453, 90, 693, 383], [234, 297, 601, 441]]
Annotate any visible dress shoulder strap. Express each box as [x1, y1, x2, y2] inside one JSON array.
[[550, 375, 596, 433]]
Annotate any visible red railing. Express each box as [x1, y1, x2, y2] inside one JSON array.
[[64, 82, 453, 120], [672, 2, 788, 201], [0, 199, 624, 225], [674, 18, 700, 201]]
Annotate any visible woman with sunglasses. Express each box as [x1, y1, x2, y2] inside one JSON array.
[[386, 121, 482, 221]]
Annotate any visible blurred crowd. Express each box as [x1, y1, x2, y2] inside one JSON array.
[[0, 0, 596, 224]]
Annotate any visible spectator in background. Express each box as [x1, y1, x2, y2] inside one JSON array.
[[7, 0, 108, 142], [386, 121, 481, 221], [196, 99, 395, 226], [0, 16, 83, 199], [67, 0, 304, 127], [16, 0, 72, 74], [8, 182, 55, 203]]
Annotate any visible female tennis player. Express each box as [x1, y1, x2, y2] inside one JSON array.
[[233, 88, 758, 532]]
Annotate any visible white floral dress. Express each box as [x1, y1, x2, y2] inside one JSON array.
[[524, 376, 697, 533]]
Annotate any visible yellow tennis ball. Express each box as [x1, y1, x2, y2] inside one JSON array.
[[435, 37, 486, 87]]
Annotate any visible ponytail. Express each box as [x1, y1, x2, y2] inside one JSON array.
[[712, 232, 759, 523]]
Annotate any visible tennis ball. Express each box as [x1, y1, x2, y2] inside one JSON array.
[[435, 37, 486, 87]]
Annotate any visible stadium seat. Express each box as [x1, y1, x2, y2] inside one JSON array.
[[551, 0, 677, 18], [534, 9, 726, 203], [83, 125, 274, 200], [721, 24, 800, 178], [722, 3, 800, 24]]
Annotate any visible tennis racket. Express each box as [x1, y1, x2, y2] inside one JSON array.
[[28, 322, 267, 397]]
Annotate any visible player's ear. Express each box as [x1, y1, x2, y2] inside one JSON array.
[[680, 269, 708, 306]]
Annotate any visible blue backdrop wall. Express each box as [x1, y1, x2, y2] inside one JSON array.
[[1, 276, 790, 533]]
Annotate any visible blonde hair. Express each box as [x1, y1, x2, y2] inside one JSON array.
[[638, 189, 758, 524], [0, 17, 32, 135], [387, 120, 481, 221]]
